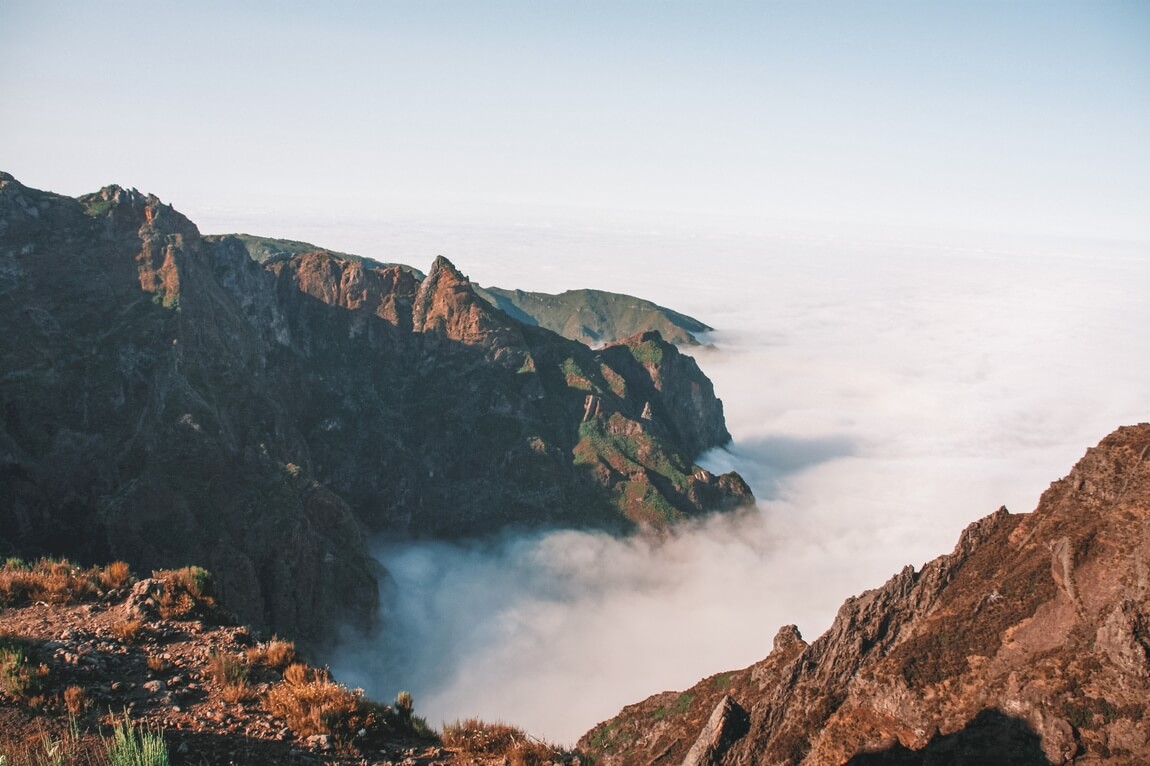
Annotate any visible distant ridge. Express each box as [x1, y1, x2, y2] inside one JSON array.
[[224, 235, 709, 347], [475, 286, 711, 347], [0, 172, 751, 648]]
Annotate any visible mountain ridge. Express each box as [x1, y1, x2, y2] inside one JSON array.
[[0, 172, 751, 649], [221, 232, 711, 346]]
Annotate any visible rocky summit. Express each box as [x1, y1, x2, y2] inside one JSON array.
[[0, 173, 751, 648], [580, 424, 1150, 765]]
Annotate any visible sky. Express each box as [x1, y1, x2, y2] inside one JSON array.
[[2, 1, 1149, 242], [4, 0, 1150, 745]]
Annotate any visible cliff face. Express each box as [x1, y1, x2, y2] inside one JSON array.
[[0, 173, 751, 645], [581, 424, 1150, 765]]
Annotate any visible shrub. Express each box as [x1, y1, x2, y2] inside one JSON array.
[[207, 652, 252, 703], [0, 636, 46, 700], [264, 664, 360, 738], [104, 717, 168, 766], [0, 559, 137, 607], [112, 621, 144, 643], [63, 685, 88, 717], [245, 638, 295, 670], [150, 567, 217, 621], [264, 664, 435, 745], [97, 562, 132, 591], [145, 656, 169, 674]]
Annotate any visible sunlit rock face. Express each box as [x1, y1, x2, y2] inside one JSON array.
[[0, 172, 751, 647], [582, 423, 1150, 765]]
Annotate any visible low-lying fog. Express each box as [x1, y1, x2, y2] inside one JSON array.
[[206, 210, 1149, 743]]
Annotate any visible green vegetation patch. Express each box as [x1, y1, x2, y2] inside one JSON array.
[[0, 635, 43, 700], [599, 363, 627, 398], [711, 671, 735, 690], [573, 416, 697, 525], [574, 417, 693, 493], [105, 716, 169, 766], [560, 357, 601, 393], [652, 691, 695, 721], [628, 339, 665, 366], [585, 721, 635, 753], [83, 197, 116, 217]]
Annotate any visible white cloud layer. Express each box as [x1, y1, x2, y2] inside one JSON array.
[[311, 217, 1149, 744]]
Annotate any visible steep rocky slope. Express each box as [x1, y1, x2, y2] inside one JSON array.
[[580, 424, 1150, 765], [0, 173, 750, 647]]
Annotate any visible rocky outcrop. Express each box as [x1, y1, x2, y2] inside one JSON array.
[[581, 424, 1150, 765], [0, 173, 751, 646]]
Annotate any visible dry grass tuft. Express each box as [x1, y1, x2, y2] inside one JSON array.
[[245, 638, 296, 670], [146, 655, 170, 674], [442, 718, 566, 766], [265, 663, 361, 738], [63, 684, 89, 716], [207, 651, 253, 702], [262, 663, 436, 746], [151, 566, 218, 621], [0, 558, 137, 607], [112, 620, 145, 643], [97, 561, 132, 591]]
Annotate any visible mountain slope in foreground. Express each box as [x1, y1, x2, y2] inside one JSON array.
[[0, 564, 582, 765], [581, 424, 1150, 765]]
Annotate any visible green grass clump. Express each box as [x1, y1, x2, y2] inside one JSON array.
[[651, 691, 694, 721], [83, 198, 115, 217], [560, 357, 601, 393], [0, 636, 44, 700], [104, 717, 168, 766], [628, 339, 665, 365]]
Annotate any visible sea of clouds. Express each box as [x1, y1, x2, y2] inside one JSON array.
[[201, 207, 1150, 743]]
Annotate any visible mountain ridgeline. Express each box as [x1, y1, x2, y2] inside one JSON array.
[[474, 285, 712, 347], [232, 234, 713, 347], [0, 174, 752, 647]]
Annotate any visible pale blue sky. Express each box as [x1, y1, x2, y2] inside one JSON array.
[[2, 1, 1148, 240]]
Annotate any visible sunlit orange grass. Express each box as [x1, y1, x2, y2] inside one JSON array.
[[111, 619, 145, 642], [442, 718, 565, 766], [265, 663, 378, 739], [245, 638, 296, 670], [0, 558, 132, 606]]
